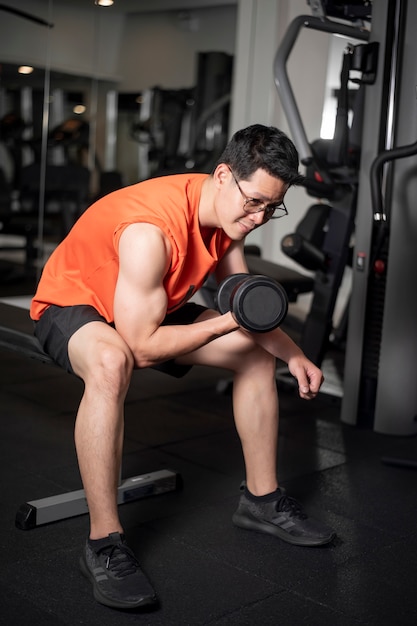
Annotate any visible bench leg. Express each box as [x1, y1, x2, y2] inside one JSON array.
[[15, 469, 181, 530]]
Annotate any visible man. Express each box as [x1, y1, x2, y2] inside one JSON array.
[[31, 124, 335, 611]]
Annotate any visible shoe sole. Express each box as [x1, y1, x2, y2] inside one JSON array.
[[232, 511, 335, 547], [79, 553, 158, 610]]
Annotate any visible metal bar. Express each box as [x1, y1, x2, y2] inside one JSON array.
[[273, 14, 368, 164], [15, 470, 181, 529]]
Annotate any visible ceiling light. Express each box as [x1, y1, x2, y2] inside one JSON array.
[[18, 66, 34, 75], [95, 0, 114, 6]]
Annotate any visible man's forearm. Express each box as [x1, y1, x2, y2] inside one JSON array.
[[128, 312, 239, 368], [252, 326, 305, 365]]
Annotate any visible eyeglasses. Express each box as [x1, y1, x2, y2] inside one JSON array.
[[228, 167, 288, 221]]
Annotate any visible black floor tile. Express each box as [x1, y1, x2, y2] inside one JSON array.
[[0, 585, 66, 625], [207, 591, 365, 626], [290, 460, 417, 538], [295, 550, 417, 625]]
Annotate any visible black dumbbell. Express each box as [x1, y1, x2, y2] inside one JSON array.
[[215, 273, 288, 333]]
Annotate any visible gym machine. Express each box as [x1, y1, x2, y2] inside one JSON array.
[[272, 4, 372, 368], [341, 0, 417, 437], [200, 4, 374, 379], [276, 1, 417, 438]]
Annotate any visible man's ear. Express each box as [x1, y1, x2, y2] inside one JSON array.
[[213, 163, 229, 189]]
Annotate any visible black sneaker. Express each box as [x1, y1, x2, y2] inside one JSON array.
[[232, 487, 335, 547], [79, 532, 158, 610]]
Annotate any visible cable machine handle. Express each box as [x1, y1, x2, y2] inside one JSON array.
[[370, 139, 417, 222]]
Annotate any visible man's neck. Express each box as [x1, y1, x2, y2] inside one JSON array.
[[198, 176, 218, 229]]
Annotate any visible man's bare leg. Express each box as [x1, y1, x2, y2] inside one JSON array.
[[231, 349, 279, 496], [179, 316, 335, 546], [69, 322, 157, 610], [177, 319, 280, 495], [68, 322, 134, 539]]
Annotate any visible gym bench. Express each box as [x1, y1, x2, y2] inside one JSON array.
[[0, 301, 181, 530]]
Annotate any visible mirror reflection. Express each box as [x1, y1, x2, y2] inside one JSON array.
[[0, 1, 236, 291]]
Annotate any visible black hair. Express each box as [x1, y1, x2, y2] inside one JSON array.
[[215, 124, 304, 186]]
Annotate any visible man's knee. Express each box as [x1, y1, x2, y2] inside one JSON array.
[[87, 341, 134, 392], [251, 344, 276, 371], [231, 334, 276, 375]]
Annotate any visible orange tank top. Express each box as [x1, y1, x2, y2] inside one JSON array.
[[30, 173, 232, 322]]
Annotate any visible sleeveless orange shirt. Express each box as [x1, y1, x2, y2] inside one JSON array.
[[30, 173, 232, 322]]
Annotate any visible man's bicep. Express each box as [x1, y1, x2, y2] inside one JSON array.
[[114, 223, 171, 340]]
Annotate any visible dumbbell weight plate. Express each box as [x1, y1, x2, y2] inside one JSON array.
[[215, 273, 249, 314], [232, 275, 288, 333]]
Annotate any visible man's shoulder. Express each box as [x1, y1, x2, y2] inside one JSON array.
[[146, 172, 208, 188]]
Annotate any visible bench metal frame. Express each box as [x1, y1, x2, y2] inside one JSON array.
[[0, 302, 181, 530]]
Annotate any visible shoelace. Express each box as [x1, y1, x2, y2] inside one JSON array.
[[100, 543, 140, 578], [275, 494, 307, 520]]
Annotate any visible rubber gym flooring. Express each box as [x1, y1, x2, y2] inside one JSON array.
[[1, 268, 417, 625]]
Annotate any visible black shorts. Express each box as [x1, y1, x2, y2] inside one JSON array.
[[34, 303, 208, 378]]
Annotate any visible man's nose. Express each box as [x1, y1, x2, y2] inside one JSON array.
[[250, 209, 266, 226]]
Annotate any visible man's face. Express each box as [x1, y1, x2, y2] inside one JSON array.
[[217, 165, 289, 240]]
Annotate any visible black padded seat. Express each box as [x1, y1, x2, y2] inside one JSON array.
[[0, 302, 53, 364], [245, 254, 314, 302]]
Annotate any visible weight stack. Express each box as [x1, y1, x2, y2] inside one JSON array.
[[356, 235, 388, 428]]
